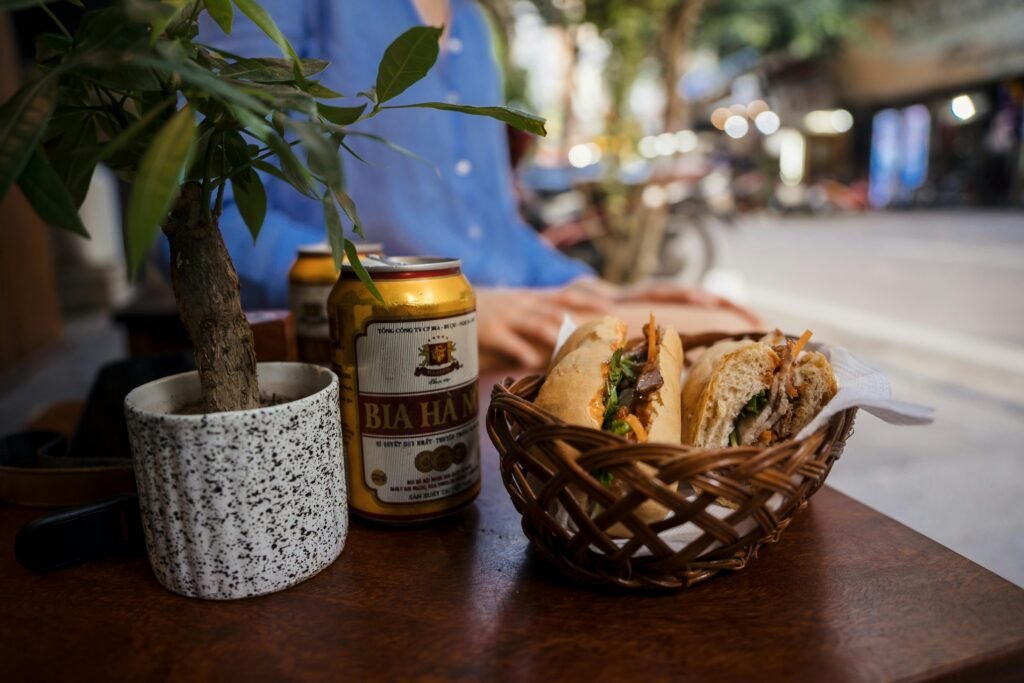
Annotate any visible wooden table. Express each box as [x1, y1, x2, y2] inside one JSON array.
[[2, 379, 1023, 682]]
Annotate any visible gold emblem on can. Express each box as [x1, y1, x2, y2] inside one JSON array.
[[414, 451, 434, 474]]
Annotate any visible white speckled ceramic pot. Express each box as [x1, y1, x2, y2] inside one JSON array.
[[124, 363, 346, 600]]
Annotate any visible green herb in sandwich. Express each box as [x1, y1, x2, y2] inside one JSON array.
[[729, 390, 768, 447], [741, 389, 769, 416], [602, 348, 638, 429]]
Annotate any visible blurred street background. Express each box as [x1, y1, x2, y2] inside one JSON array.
[[2, 0, 1023, 584], [502, 0, 1024, 586]]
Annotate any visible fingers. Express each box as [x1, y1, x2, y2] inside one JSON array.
[[511, 312, 563, 349], [619, 283, 708, 305], [566, 276, 622, 300], [625, 283, 745, 311], [544, 285, 613, 314], [488, 330, 547, 369]]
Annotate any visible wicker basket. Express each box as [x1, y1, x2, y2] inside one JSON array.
[[486, 331, 857, 590]]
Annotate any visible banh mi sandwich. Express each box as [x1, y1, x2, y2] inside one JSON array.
[[534, 314, 683, 529], [681, 330, 837, 449]]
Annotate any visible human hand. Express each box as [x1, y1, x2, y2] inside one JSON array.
[[475, 285, 611, 370], [617, 282, 764, 328]]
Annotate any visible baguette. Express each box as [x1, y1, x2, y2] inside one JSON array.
[[535, 315, 683, 535]]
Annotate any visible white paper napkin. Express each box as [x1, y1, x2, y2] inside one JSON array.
[[794, 345, 934, 438]]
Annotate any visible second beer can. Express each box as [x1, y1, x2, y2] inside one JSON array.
[[288, 243, 383, 364]]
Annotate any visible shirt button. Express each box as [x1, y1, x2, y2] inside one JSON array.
[[467, 225, 483, 240], [448, 37, 463, 54], [455, 159, 472, 176], [446, 91, 459, 103]]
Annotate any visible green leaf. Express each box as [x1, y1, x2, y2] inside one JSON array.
[[290, 120, 341, 189], [382, 102, 547, 137], [322, 193, 344, 270], [231, 106, 316, 197], [124, 106, 197, 276], [76, 6, 146, 51], [606, 420, 632, 436], [17, 148, 89, 237], [0, 78, 57, 201], [374, 25, 442, 104], [344, 238, 382, 302], [358, 87, 377, 105], [232, 169, 266, 241], [220, 57, 329, 82], [231, 0, 305, 82], [35, 32, 72, 62], [70, 97, 176, 187], [205, 0, 233, 33], [319, 103, 366, 126], [53, 113, 98, 207], [339, 139, 367, 164], [341, 130, 437, 174], [140, 49, 267, 113], [80, 63, 165, 91], [250, 159, 291, 184], [183, 126, 218, 181], [149, 1, 192, 47], [238, 82, 315, 115], [333, 188, 364, 239], [593, 468, 615, 486], [305, 81, 343, 99]]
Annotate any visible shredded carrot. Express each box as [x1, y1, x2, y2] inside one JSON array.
[[625, 414, 648, 442], [760, 430, 774, 444], [784, 330, 813, 398], [791, 329, 813, 358], [647, 312, 657, 363]]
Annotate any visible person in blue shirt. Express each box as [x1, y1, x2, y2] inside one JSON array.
[[205, 0, 759, 368]]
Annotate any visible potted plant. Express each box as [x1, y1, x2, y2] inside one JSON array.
[[0, 0, 545, 599]]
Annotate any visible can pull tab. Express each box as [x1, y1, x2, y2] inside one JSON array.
[[15, 494, 145, 573]]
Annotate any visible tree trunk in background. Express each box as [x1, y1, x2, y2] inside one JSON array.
[[662, 0, 707, 132], [0, 11, 63, 370], [164, 182, 259, 413], [559, 24, 579, 146]]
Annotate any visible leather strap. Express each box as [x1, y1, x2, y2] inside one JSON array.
[[15, 494, 144, 573], [0, 431, 136, 507]]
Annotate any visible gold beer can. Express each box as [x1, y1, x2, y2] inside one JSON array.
[[289, 243, 383, 364], [327, 256, 480, 523]]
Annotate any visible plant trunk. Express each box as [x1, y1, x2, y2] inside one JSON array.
[[163, 181, 259, 413], [662, 0, 707, 132]]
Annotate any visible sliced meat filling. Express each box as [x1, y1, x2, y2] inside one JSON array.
[[591, 319, 664, 509], [602, 321, 663, 442], [729, 331, 813, 447]]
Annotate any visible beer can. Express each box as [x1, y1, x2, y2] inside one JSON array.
[[289, 243, 383, 364], [327, 256, 480, 523]]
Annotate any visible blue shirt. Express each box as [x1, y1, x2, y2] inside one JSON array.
[[201, 0, 590, 308]]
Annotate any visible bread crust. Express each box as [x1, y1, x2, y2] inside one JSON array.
[[645, 326, 683, 444], [535, 316, 625, 426], [790, 351, 838, 435]]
